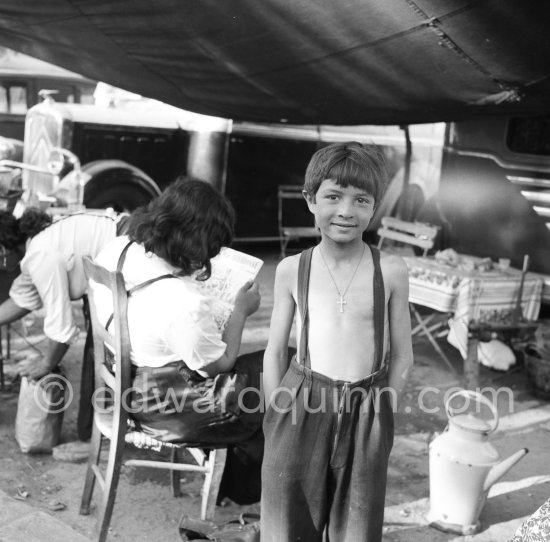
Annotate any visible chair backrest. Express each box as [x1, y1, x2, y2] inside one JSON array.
[[83, 256, 132, 435], [277, 184, 314, 228], [278, 184, 304, 200], [377, 216, 439, 256]]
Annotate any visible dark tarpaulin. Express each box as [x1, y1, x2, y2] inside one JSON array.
[[0, 0, 549, 124]]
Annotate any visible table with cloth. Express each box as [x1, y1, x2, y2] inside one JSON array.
[[403, 254, 543, 384]]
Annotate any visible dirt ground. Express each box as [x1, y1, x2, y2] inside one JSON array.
[[1, 248, 549, 541]]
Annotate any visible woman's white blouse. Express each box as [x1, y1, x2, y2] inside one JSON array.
[[93, 236, 227, 371]]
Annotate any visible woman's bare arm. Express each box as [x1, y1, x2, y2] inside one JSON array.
[[202, 281, 260, 377]]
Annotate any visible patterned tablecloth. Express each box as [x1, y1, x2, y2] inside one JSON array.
[[403, 256, 544, 358]]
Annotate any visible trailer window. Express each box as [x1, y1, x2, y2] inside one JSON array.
[[507, 116, 550, 156]]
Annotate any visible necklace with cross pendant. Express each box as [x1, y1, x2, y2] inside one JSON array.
[[319, 245, 366, 313], [336, 296, 347, 313]]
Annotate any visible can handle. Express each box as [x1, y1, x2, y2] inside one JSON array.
[[445, 389, 499, 434]]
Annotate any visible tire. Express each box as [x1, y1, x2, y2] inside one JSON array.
[[84, 169, 159, 213]]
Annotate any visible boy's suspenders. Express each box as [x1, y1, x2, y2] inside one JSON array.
[[104, 241, 176, 331], [297, 245, 386, 374], [297, 248, 313, 368], [371, 246, 386, 373]]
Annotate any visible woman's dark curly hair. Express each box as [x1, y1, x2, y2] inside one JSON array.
[[0, 208, 52, 250], [126, 177, 235, 280]]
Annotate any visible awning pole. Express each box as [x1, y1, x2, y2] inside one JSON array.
[[398, 124, 412, 220]]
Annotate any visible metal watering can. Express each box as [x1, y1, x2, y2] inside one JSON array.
[[427, 389, 528, 535]]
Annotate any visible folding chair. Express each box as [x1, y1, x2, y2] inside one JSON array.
[[376, 216, 438, 257], [278, 184, 320, 258], [377, 217, 455, 372], [79, 256, 227, 542]]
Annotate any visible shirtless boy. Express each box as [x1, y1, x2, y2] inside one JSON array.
[[261, 141, 414, 542]]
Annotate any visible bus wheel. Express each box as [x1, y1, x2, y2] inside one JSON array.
[[85, 182, 153, 213], [82, 162, 161, 213]]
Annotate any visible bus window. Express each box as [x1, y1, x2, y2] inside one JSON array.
[[9, 85, 27, 114], [80, 87, 95, 104], [0, 83, 27, 114], [507, 116, 550, 156], [0, 86, 7, 112]]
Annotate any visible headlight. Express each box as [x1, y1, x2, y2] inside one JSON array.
[[47, 149, 66, 175], [46, 147, 81, 176]]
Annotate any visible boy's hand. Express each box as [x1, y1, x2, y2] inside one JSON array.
[[234, 280, 261, 317]]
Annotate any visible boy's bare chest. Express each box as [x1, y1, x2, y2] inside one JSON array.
[[306, 266, 375, 320], [299, 263, 383, 379]]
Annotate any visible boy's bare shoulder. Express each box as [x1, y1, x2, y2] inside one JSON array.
[[275, 253, 301, 284], [378, 250, 409, 286]]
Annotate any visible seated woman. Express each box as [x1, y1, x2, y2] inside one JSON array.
[[93, 177, 263, 504]]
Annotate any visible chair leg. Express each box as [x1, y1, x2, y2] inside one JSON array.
[[6, 324, 10, 358], [464, 337, 480, 390], [80, 425, 103, 515], [200, 448, 227, 521], [96, 435, 126, 542], [171, 447, 182, 498], [410, 305, 456, 374], [411, 312, 439, 337], [280, 237, 289, 259], [0, 326, 4, 391]]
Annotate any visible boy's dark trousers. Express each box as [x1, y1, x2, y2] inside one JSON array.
[[261, 246, 392, 542], [261, 358, 394, 542]]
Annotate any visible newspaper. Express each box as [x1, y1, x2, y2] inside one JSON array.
[[195, 247, 263, 331]]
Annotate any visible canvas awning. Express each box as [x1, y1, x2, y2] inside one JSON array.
[[0, 0, 549, 125]]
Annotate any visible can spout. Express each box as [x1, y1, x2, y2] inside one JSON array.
[[483, 448, 529, 492]]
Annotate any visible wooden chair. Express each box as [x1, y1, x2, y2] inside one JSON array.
[[377, 217, 456, 372], [376, 216, 439, 257], [278, 185, 320, 258], [79, 257, 227, 542]]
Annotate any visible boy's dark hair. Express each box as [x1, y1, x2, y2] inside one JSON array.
[[304, 141, 388, 205], [0, 208, 52, 250], [126, 177, 235, 280]]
